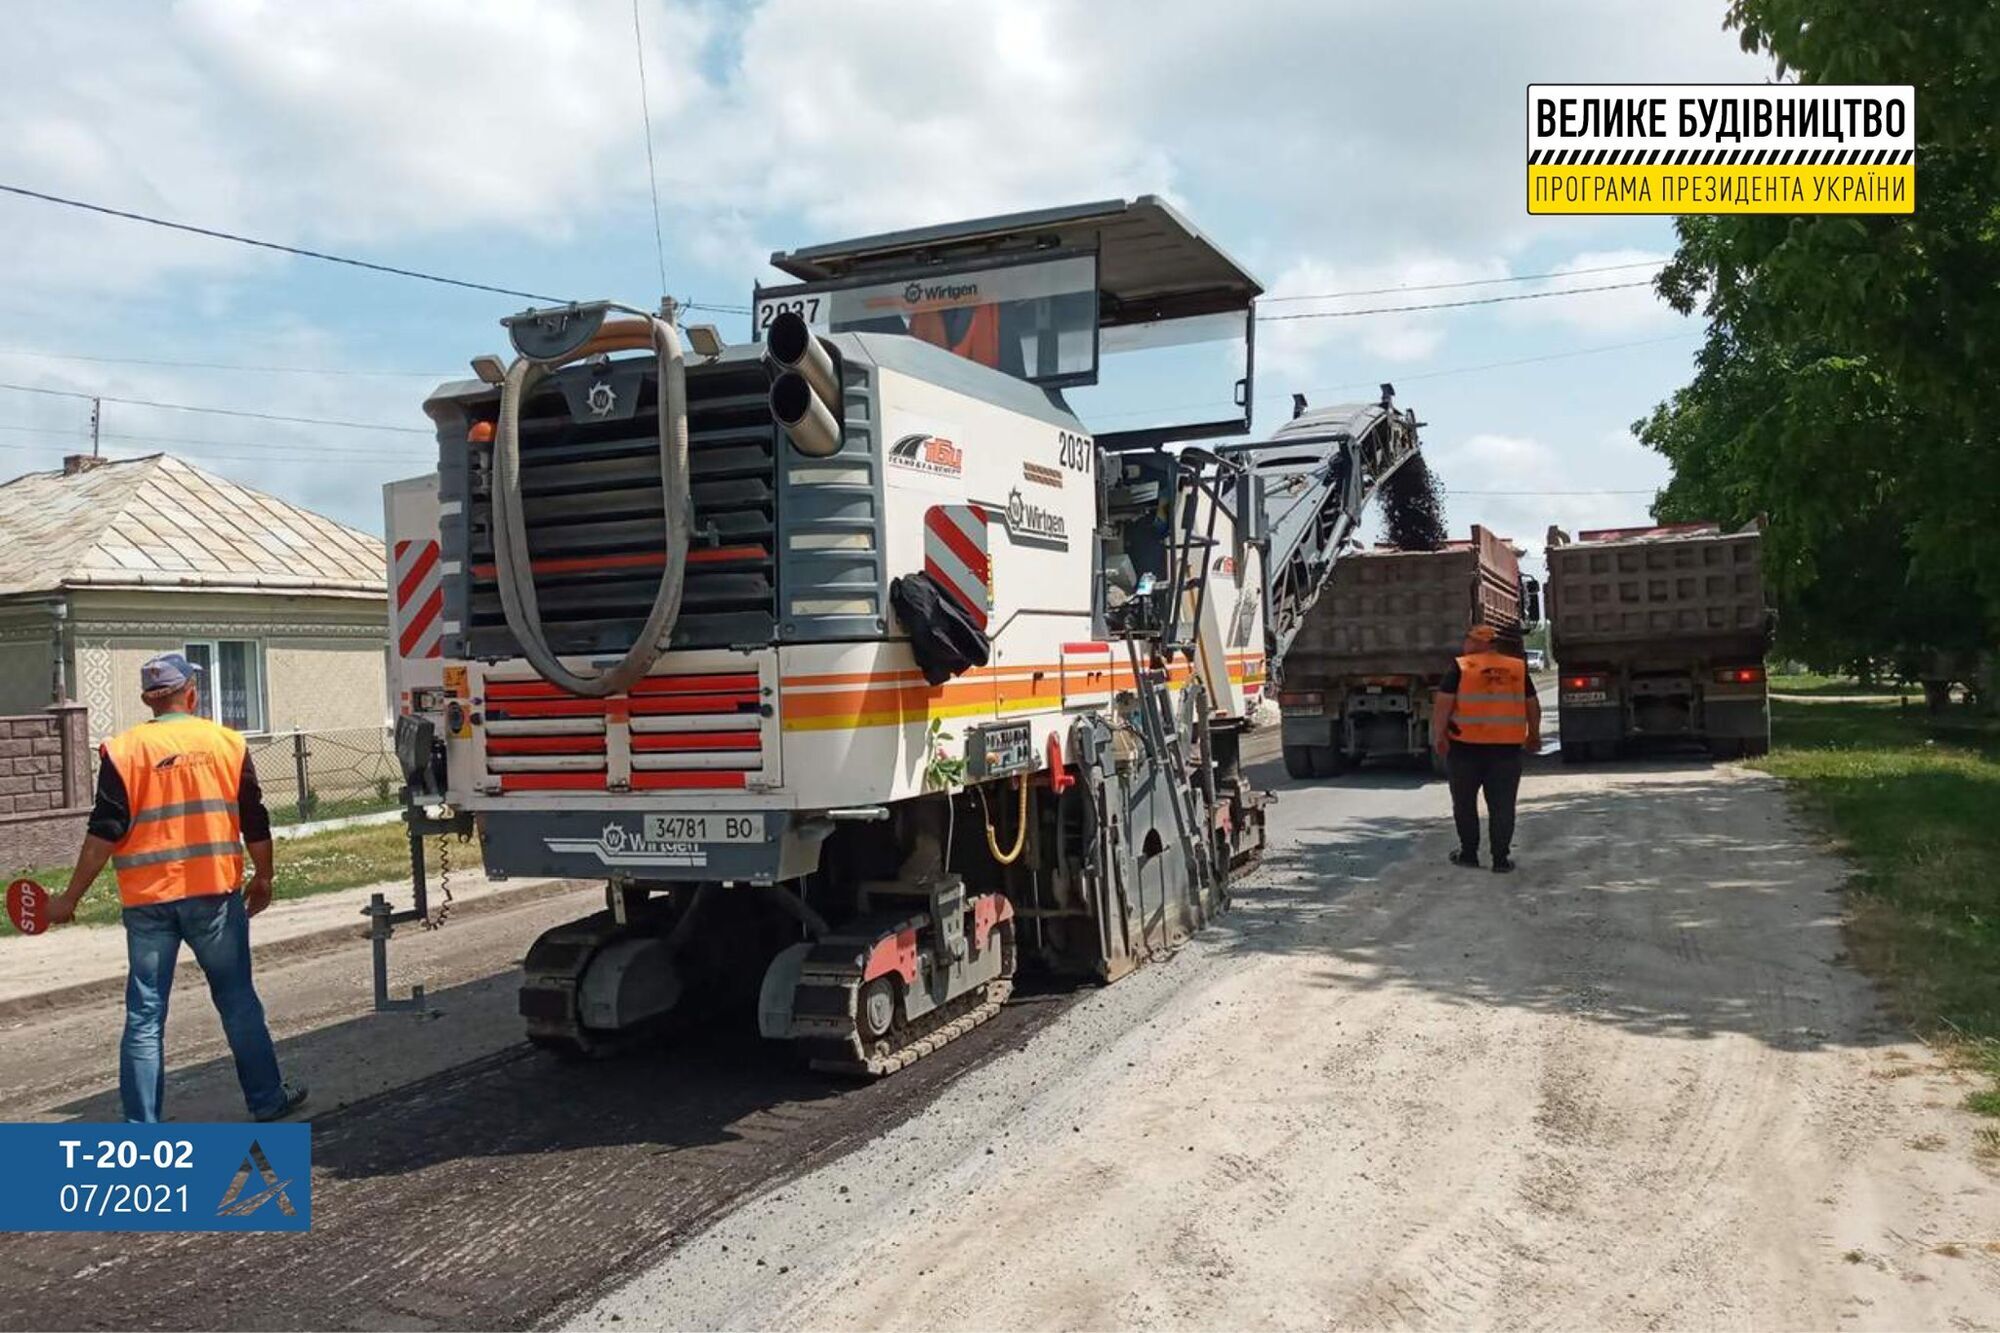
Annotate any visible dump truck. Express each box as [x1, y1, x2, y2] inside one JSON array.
[[1276, 526, 1536, 778], [1545, 521, 1772, 761]]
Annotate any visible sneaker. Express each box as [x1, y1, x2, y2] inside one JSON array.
[[1491, 856, 1515, 874], [255, 1080, 309, 1122], [1448, 849, 1482, 870]]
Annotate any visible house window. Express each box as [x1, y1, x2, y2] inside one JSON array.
[[183, 639, 266, 733]]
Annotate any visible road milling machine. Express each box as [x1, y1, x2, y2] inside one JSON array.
[[375, 198, 1427, 1074]]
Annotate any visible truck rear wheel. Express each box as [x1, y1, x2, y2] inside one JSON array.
[[1310, 745, 1347, 777], [1282, 745, 1317, 780]]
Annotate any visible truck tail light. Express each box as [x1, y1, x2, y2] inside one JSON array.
[[1563, 673, 1606, 691], [1715, 665, 1766, 684], [1279, 691, 1324, 707]]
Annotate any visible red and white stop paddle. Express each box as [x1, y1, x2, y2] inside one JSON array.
[[6, 878, 49, 935]]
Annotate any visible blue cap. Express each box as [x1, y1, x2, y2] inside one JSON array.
[[140, 652, 201, 694]]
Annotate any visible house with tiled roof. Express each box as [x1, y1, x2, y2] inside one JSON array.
[[0, 453, 387, 743]]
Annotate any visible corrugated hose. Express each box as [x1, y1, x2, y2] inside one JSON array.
[[491, 316, 690, 697]]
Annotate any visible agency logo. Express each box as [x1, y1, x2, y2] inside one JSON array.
[[888, 433, 964, 478], [152, 752, 216, 773], [215, 1140, 297, 1219]]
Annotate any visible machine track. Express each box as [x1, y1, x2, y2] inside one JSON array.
[[518, 908, 656, 1058], [791, 912, 1018, 1077]]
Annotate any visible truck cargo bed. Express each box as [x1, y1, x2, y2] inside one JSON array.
[[1286, 525, 1522, 678], [1547, 524, 1767, 665]]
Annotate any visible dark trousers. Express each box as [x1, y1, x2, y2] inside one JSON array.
[[1446, 743, 1523, 860]]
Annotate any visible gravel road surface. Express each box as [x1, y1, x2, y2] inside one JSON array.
[[578, 752, 2000, 1331]]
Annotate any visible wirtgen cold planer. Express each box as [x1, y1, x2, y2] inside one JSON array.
[[373, 198, 1417, 1072]]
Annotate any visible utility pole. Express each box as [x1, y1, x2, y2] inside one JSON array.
[[89, 397, 100, 457]]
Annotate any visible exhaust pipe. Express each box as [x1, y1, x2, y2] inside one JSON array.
[[766, 309, 838, 405], [771, 371, 842, 458], [766, 310, 842, 456]]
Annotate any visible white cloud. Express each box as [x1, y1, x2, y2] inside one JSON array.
[[657, 0, 1175, 237], [1258, 255, 1512, 384], [1413, 430, 1670, 575], [0, 0, 1768, 532], [0, 0, 710, 302]]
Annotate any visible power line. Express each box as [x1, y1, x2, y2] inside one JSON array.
[[0, 379, 429, 433], [1086, 331, 1697, 423], [0, 346, 449, 378], [0, 418, 415, 458], [631, 0, 669, 300], [1256, 280, 1655, 322], [1261, 259, 1663, 303], [1445, 488, 1655, 496], [0, 182, 758, 316], [0, 420, 416, 465], [0, 183, 569, 304]]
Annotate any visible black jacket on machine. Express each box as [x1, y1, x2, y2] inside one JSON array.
[[890, 572, 991, 686]]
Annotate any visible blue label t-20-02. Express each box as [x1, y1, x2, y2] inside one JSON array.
[[0, 1123, 311, 1232]]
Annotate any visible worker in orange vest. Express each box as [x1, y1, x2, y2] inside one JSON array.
[[1431, 625, 1541, 873], [47, 653, 306, 1123], [909, 303, 1002, 369]]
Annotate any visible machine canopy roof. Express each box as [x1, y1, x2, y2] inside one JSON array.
[[768, 196, 1263, 327]]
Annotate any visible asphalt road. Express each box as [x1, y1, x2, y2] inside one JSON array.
[[0, 879, 1077, 1331], [15, 698, 1988, 1332]]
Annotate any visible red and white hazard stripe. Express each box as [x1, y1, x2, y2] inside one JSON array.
[[923, 504, 991, 629], [391, 538, 444, 659]]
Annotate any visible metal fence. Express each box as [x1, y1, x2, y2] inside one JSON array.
[[245, 725, 399, 826]]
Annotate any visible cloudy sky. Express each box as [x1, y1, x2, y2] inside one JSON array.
[[0, 0, 1770, 575]]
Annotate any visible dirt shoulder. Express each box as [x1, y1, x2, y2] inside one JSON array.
[[576, 760, 2000, 1331]]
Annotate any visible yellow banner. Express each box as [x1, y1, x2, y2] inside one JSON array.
[[1529, 164, 1913, 215]]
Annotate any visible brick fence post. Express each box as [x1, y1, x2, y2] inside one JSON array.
[[47, 703, 91, 808]]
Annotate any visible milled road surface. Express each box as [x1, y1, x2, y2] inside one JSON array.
[[0, 882, 1074, 1330], [580, 751, 2000, 1330]]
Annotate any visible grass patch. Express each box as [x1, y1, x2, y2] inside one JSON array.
[[1755, 698, 2000, 1118], [9, 822, 443, 930], [1767, 671, 1916, 697]]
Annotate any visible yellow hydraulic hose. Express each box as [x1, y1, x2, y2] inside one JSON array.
[[976, 775, 1030, 866]]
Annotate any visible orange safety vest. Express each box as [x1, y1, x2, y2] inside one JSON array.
[[100, 715, 248, 907], [1447, 650, 1530, 744], [908, 304, 1001, 369]]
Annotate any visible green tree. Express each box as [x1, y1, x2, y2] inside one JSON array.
[[1642, 0, 2000, 690]]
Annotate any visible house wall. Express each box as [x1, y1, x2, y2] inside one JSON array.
[[66, 589, 387, 743], [0, 704, 93, 874], [0, 603, 57, 715], [266, 640, 389, 733]]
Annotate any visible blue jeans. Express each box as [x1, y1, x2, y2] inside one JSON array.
[[121, 892, 286, 1122]]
